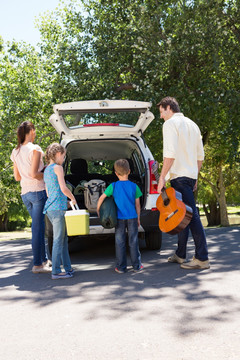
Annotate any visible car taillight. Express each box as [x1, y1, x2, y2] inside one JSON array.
[[148, 160, 158, 194]]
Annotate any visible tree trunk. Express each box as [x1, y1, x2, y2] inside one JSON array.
[[218, 166, 230, 226], [203, 200, 220, 226], [0, 213, 8, 231], [200, 162, 229, 227]]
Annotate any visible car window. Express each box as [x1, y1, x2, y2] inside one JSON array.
[[61, 111, 142, 128], [132, 150, 145, 176], [87, 160, 115, 175]]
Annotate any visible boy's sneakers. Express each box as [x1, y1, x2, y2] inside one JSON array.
[[67, 268, 74, 275], [168, 253, 185, 264], [115, 267, 126, 274], [115, 265, 144, 273], [180, 256, 210, 270], [133, 265, 144, 273], [52, 272, 73, 280]]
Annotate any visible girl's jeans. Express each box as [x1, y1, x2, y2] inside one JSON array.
[[46, 210, 71, 275], [115, 218, 141, 271], [21, 190, 48, 266], [170, 177, 209, 261]]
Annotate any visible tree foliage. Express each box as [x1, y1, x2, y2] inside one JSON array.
[[0, 41, 56, 229], [37, 0, 240, 225]]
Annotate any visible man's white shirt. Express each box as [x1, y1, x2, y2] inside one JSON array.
[[163, 112, 204, 181]]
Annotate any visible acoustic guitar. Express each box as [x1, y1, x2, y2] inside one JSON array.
[[152, 161, 193, 235]]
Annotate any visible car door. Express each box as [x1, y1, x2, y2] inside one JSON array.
[[49, 100, 155, 140]]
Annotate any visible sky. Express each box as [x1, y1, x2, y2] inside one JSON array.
[[0, 0, 69, 47]]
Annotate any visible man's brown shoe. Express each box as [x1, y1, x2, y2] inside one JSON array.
[[168, 253, 185, 264], [180, 256, 210, 269]]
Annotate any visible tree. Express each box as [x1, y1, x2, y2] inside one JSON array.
[[0, 41, 56, 230], [199, 131, 240, 226]]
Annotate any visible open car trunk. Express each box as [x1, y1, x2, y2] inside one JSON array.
[[63, 138, 147, 211]]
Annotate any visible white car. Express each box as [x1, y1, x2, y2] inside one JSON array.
[[45, 100, 161, 252]]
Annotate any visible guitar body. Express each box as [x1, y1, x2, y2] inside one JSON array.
[[156, 187, 193, 235]]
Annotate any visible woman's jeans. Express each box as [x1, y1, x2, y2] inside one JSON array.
[[115, 218, 141, 271], [170, 177, 209, 261], [21, 190, 48, 266], [46, 210, 71, 275]]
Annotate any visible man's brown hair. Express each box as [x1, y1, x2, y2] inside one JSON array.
[[157, 96, 180, 113], [114, 159, 130, 176]]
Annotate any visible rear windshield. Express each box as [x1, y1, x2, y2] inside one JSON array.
[[61, 111, 141, 128]]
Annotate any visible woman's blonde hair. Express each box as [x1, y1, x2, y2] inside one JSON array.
[[114, 159, 130, 176], [45, 143, 65, 164]]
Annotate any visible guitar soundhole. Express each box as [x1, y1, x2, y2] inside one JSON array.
[[164, 199, 170, 206]]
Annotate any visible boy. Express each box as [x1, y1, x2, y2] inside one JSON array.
[[97, 159, 143, 273]]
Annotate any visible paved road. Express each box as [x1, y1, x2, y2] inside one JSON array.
[[0, 226, 240, 360]]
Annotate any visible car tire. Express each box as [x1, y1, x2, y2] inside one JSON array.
[[45, 215, 53, 257], [145, 230, 162, 250]]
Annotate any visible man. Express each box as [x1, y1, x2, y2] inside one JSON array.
[[157, 96, 210, 269]]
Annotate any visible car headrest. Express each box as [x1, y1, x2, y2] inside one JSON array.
[[70, 159, 88, 175]]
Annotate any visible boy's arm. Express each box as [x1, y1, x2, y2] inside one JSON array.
[[135, 197, 141, 227], [97, 193, 107, 217]]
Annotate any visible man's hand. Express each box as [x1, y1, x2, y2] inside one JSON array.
[[193, 180, 198, 192], [157, 157, 174, 193], [157, 176, 166, 194]]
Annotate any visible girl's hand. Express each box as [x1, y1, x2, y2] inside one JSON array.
[[71, 197, 77, 205]]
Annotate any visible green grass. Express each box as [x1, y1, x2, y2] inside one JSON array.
[[227, 206, 240, 214], [199, 205, 240, 215]]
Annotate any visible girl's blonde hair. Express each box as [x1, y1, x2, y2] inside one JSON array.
[[45, 143, 65, 164]]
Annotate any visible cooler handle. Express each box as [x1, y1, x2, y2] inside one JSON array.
[[69, 201, 80, 210]]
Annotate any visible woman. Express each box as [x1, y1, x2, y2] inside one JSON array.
[[11, 121, 51, 274]]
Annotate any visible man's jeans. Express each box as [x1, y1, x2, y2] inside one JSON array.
[[115, 218, 141, 271], [46, 210, 71, 275], [170, 177, 209, 261], [22, 190, 47, 266]]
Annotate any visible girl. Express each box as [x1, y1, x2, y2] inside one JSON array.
[[11, 121, 50, 274], [43, 143, 76, 279]]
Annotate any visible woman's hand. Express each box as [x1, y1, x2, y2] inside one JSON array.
[[29, 150, 43, 180]]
